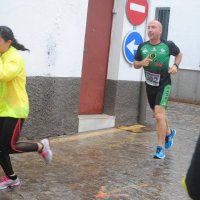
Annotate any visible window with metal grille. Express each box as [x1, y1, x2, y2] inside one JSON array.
[[155, 8, 170, 40]]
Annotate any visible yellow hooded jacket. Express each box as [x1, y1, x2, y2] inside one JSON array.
[[0, 46, 29, 118]]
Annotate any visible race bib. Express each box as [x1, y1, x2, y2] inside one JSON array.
[[145, 71, 160, 86]]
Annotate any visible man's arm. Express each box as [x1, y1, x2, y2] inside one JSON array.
[[168, 40, 183, 74], [168, 52, 183, 74], [133, 60, 143, 69], [174, 52, 183, 66], [133, 57, 152, 69]]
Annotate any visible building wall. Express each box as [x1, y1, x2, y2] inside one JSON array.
[[170, 70, 200, 104], [0, 0, 199, 138], [0, 0, 88, 138], [0, 0, 88, 77]]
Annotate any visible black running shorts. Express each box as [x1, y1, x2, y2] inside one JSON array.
[[146, 84, 172, 110]]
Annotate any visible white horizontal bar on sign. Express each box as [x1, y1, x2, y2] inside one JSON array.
[[130, 3, 145, 13]]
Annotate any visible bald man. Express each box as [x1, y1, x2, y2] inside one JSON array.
[[133, 20, 183, 159]]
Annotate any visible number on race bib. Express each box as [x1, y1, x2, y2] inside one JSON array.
[[145, 71, 160, 86]]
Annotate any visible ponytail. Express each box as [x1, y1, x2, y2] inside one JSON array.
[[12, 38, 29, 52], [0, 26, 30, 52]]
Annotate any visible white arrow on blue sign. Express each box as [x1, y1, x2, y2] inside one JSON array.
[[123, 30, 143, 64]]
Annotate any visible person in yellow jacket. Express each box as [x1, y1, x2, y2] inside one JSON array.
[[0, 26, 53, 190]]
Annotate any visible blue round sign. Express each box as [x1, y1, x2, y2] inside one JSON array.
[[123, 31, 143, 64]]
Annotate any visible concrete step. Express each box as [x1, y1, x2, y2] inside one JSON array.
[[78, 114, 116, 132]]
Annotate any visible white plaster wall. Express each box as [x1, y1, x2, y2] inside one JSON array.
[[0, 0, 88, 77]]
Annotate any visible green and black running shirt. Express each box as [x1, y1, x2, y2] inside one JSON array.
[[134, 40, 180, 87]]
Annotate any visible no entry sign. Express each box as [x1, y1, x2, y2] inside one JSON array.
[[126, 0, 148, 26]]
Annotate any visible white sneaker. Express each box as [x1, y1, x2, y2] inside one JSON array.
[[0, 176, 20, 190], [40, 138, 53, 164]]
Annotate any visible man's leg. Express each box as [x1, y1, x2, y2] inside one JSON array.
[[155, 116, 170, 135], [146, 85, 167, 159], [165, 115, 171, 134], [154, 106, 168, 147], [155, 84, 176, 151], [152, 84, 173, 159], [165, 115, 176, 149], [154, 114, 170, 140]]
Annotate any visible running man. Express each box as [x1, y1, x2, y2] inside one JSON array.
[[133, 20, 182, 159], [0, 26, 53, 189]]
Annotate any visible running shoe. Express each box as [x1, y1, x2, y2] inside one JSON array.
[[165, 129, 176, 149], [40, 138, 53, 164], [0, 176, 20, 190], [153, 146, 166, 159]]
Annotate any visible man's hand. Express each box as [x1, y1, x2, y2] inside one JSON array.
[[168, 65, 178, 74], [141, 57, 152, 67], [133, 57, 151, 69]]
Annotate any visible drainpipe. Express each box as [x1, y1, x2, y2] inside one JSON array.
[[138, 75, 147, 124], [138, 0, 151, 124]]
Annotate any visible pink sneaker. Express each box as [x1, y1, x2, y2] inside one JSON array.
[[40, 138, 53, 164], [0, 176, 20, 190]]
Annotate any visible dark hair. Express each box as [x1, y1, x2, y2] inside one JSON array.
[[0, 26, 29, 51]]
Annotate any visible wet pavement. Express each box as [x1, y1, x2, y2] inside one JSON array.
[[0, 101, 199, 200]]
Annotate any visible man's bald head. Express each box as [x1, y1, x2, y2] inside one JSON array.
[[149, 20, 163, 32], [147, 20, 163, 43]]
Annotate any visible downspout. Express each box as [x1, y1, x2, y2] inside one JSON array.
[[138, 0, 151, 124]]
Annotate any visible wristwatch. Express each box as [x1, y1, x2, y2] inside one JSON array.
[[173, 63, 179, 68]]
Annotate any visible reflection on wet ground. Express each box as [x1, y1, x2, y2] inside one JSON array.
[[0, 102, 199, 199]]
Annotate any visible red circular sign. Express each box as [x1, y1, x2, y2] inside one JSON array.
[[126, 0, 148, 26]]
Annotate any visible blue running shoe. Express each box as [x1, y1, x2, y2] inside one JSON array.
[[165, 129, 176, 149], [153, 146, 165, 159]]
